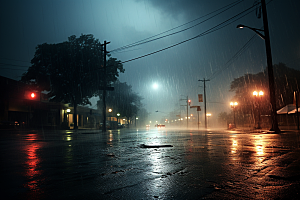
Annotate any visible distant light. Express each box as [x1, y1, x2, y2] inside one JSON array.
[[67, 109, 71, 112], [230, 102, 238, 107], [153, 83, 158, 89], [259, 91, 264, 96], [206, 113, 211, 117]]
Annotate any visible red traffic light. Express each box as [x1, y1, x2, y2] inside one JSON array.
[[24, 91, 40, 101], [30, 92, 36, 99], [188, 99, 191, 105]]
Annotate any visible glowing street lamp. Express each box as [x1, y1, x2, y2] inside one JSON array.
[[117, 113, 120, 124], [230, 102, 238, 127], [237, 0, 279, 133], [253, 91, 264, 129], [206, 113, 211, 127], [108, 108, 112, 129]]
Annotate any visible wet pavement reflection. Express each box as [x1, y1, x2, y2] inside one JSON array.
[[1, 128, 300, 199]]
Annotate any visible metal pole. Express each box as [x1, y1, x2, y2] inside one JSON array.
[[261, 0, 280, 133], [101, 40, 110, 132], [296, 91, 299, 130], [187, 96, 188, 129], [198, 110, 199, 130], [204, 80, 207, 129], [233, 108, 236, 126]]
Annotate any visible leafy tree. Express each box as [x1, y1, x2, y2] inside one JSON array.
[[137, 107, 150, 126], [218, 112, 230, 124], [230, 63, 300, 123], [22, 34, 124, 129], [97, 81, 143, 126]]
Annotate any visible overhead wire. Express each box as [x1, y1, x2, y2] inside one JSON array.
[[111, 0, 245, 53], [121, 2, 259, 64], [0, 62, 30, 71], [208, 34, 258, 80]]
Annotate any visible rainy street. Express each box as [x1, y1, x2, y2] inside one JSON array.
[[2, 128, 300, 200]]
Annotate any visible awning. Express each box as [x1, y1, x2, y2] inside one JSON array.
[[277, 104, 296, 114], [288, 107, 300, 114]]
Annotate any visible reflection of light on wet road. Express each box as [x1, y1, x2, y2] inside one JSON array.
[[62, 134, 73, 141], [107, 130, 114, 145], [25, 133, 37, 141], [24, 134, 44, 191], [145, 147, 172, 196], [254, 135, 265, 157], [256, 145, 264, 155], [231, 139, 237, 154], [230, 135, 238, 159]]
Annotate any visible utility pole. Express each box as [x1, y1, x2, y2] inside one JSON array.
[[198, 78, 210, 129], [180, 95, 189, 129], [101, 40, 110, 132], [186, 96, 189, 129], [261, 0, 280, 133]]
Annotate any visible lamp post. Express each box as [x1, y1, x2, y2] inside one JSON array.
[[135, 117, 138, 128], [253, 91, 264, 129], [236, 0, 279, 133], [230, 102, 238, 128], [108, 108, 112, 129], [206, 113, 211, 128], [117, 113, 120, 124], [180, 95, 189, 129]]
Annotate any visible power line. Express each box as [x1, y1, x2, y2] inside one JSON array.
[[208, 34, 258, 80], [121, 2, 259, 64], [0, 57, 30, 63], [0, 62, 30, 68], [0, 67, 28, 71], [111, 0, 244, 53]]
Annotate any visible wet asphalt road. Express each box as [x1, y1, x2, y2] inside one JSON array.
[[1, 127, 300, 199]]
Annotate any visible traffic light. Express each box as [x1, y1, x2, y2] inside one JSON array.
[[188, 99, 191, 106], [24, 91, 40, 101]]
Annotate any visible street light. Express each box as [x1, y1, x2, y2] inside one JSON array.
[[237, 0, 279, 133], [117, 113, 120, 124], [236, 24, 265, 40], [135, 117, 138, 127], [253, 91, 264, 129], [108, 108, 112, 129], [206, 113, 211, 127], [230, 102, 238, 128]]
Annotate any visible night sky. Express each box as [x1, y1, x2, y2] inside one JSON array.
[[1, 0, 300, 124]]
